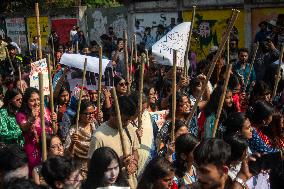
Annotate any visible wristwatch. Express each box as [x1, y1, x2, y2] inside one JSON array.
[[234, 177, 247, 189]]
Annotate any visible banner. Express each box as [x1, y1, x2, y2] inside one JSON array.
[[51, 19, 77, 45], [5, 18, 27, 50], [29, 58, 50, 95], [60, 53, 111, 74], [26, 16, 49, 48], [0, 17, 6, 38], [149, 110, 169, 130], [152, 22, 191, 67]]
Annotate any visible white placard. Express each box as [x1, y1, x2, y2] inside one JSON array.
[[59, 53, 111, 74], [29, 58, 50, 95], [152, 22, 191, 67]]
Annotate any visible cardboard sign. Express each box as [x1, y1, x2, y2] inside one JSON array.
[[152, 22, 191, 67], [29, 58, 50, 95], [149, 110, 169, 130]]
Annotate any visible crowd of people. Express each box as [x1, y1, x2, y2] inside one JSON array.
[[0, 17, 284, 189]]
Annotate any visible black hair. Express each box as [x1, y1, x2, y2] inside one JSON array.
[[137, 156, 174, 189], [238, 48, 249, 56], [0, 144, 28, 173], [196, 59, 210, 75], [4, 178, 46, 189], [82, 147, 127, 189], [42, 134, 61, 153], [113, 75, 125, 87], [168, 92, 188, 117], [111, 92, 138, 118], [228, 74, 240, 92], [116, 38, 123, 44], [175, 133, 198, 179], [41, 156, 79, 189], [6, 44, 16, 51], [19, 87, 40, 117], [224, 133, 248, 162], [79, 99, 94, 115], [224, 112, 248, 136], [270, 160, 284, 189], [55, 85, 71, 106], [3, 88, 22, 115], [251, 81, 271, 102], [248, 100, 274, 125], [194, 138, 231, 168]]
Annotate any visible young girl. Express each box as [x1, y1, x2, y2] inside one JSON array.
[[81, 147, 128, 189]]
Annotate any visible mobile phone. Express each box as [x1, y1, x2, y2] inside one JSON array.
[[248, 152, 282, 174]]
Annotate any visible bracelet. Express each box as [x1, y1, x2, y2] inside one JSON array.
[[234, 177, 247, 189]]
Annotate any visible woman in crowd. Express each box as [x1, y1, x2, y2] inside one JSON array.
[[0, 88, 24, 146], [55, 86, 71, 125], [174, 133, 198, 187], [64, 100, 97, 179], [248, 100, 280, 153], [16, 87, 56, 174], [137, 156, 176, 189], [267, 112, 284, 149], [203, 85, 238, 138], [81, 147, 128, 189], [143, 84, 159, 112], [32, 134, 64, 185], [113, 75, 129, 97]]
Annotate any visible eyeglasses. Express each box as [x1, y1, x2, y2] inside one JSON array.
[[50, 143, 63, 150], [83, 112, 95, 116], [118, 82, 129, 87]]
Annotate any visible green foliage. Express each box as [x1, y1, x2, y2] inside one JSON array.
[[82, 0, 122, 7]]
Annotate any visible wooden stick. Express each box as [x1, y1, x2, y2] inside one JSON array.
[[123, 30, 130, 94], [39, 73, 47, 161], [138, 54, 145, 129], [51, 35, 55, 68], [171, 50, 177, 142], [76, 41, 79, 54], [18, 67, 23, 93], [97, 46, 103, 121], [272, 43, 284, 100], [184, 6, 196, 77], [75, 58, 88, 131], [212, 39, 233, 138], [35, 3, 42, 59], [244, 42, 259, 89], [145, 49, 149, 68], [35, 46, 38, 61], [47, 54, 56, 134], [186, 9, 240, 125], [134, 34, 137, 65], [130, 39, 134, 82], [5, 47, 15, 73]]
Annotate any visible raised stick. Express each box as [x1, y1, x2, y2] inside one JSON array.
[[76, 41, 79, 54], [47, 54, 56, 134], [75, 58, 88, 131], [272, 43, 284, 100], [171, 50, 177, 142], [97, 46, 103, 122], [5, 47, 15, 74], [244, 42, 259, 89], [145, 49, 149, 68], [35, 3, 42, 60], [39, 73, 47, 161], [184, 6, 196, 77], [18, 67, 23, 94], [123, 30, 130, 93], [212, 39, 232, 138], [138, 54, 145, 130], [51, 35, 55, 68], [186, 9, 240, 125], [130, 38, 134, 82]]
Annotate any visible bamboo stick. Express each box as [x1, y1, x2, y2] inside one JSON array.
[[76, 41, 79, 54], [171, 50, 177, 142], [184, 6, 196, 77], [18, 67, 23, 94], [212, 39, 233, 138], [134, 34, 137, 64], [35, 3, 42, 60], [123, 30, 130, 93], [244, 42, 259, 89], [145, 49, 149, 68], [130, 39, 134, 83], [138, 54, 145, 130], [272, 43, 284, 100], [97, 46, 103, 122], [47, 54, 56, 134], [39, 73, 47, 161], [186, 9, 240, 125], [51, 35, 55, 68], [75, 58, 88, 131]]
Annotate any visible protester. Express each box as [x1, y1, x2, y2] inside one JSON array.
[[0, 88, 24, 146], [0, 36, 7, 61], [82, 147, 128, 189], [113, 75, 129, 97], [41, 156, 82, 189]]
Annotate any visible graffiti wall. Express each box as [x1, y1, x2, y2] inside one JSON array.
[[5, 18, 27, 50], [26, 16, 50, 48], [86, 7, 127, 44], [251, 8, 284, 42], [133, 12, 179, 40], [51, 18, 77, 45], [183, 9, 245, 60]]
